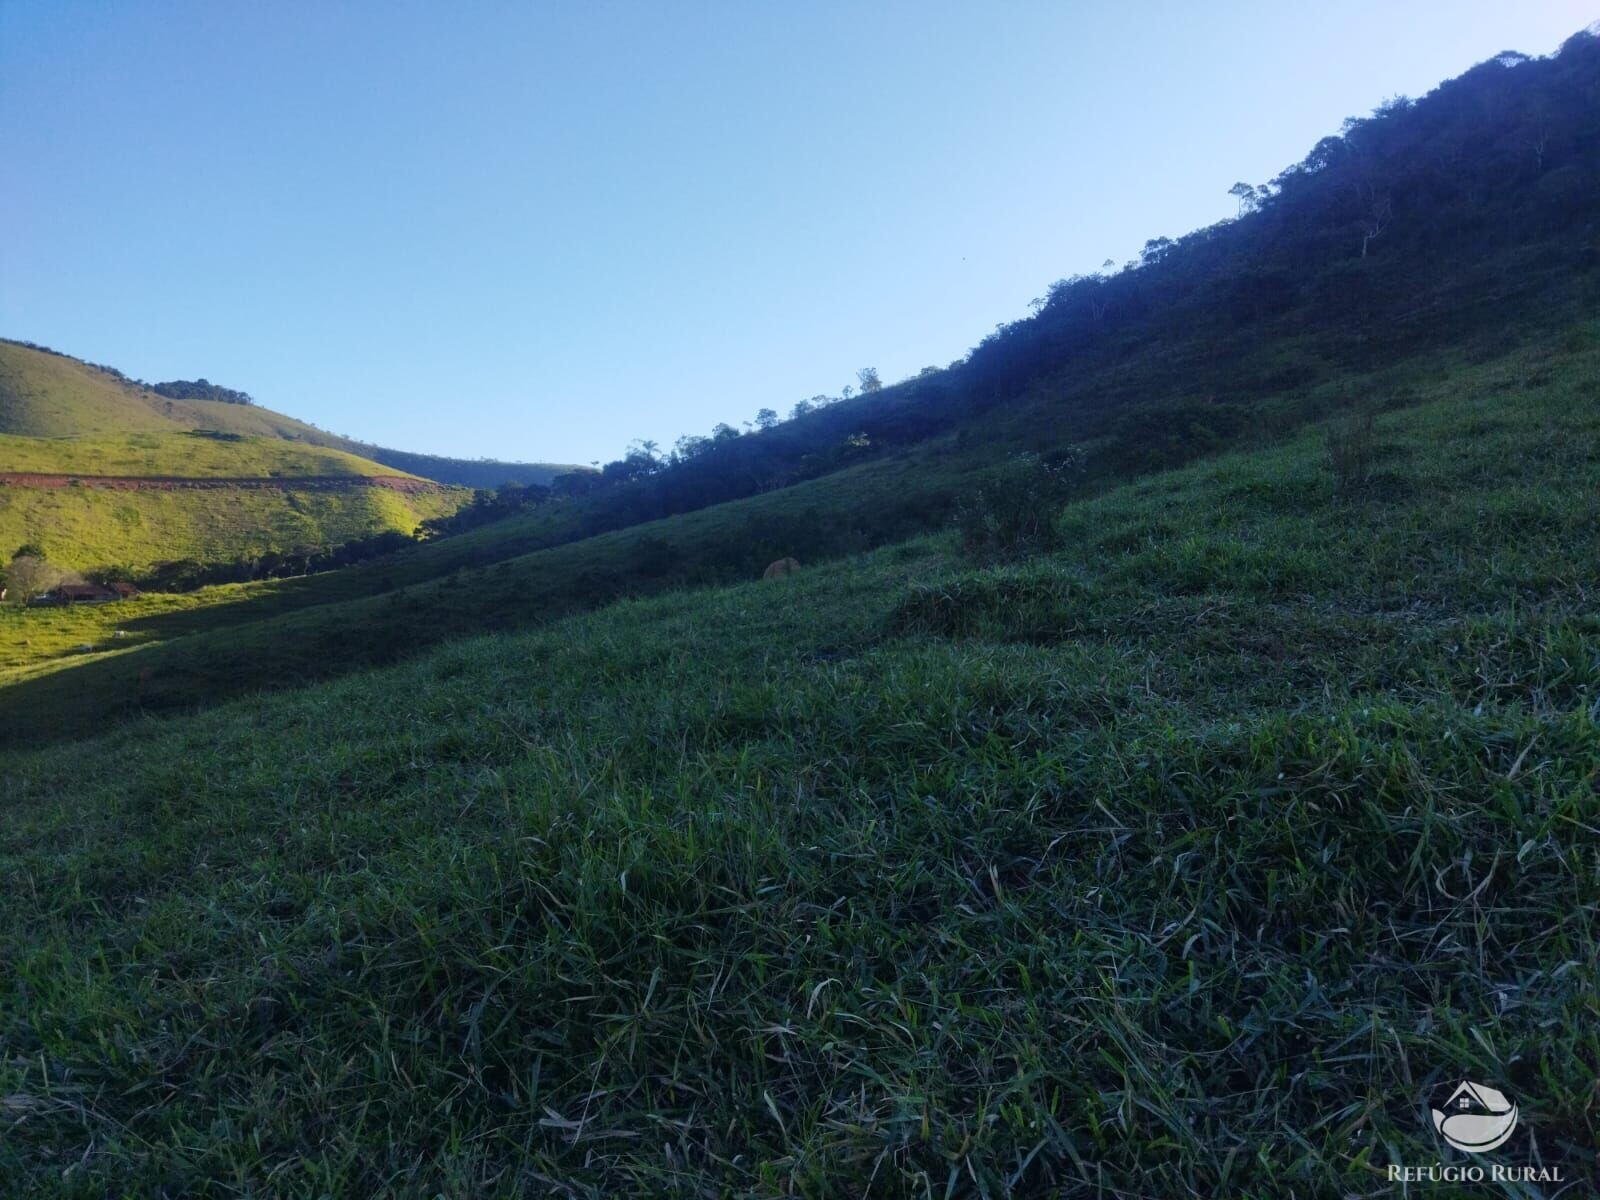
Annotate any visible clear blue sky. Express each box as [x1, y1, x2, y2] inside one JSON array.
[[1, 2, 1591, 466]]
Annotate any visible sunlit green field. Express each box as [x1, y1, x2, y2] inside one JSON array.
[[0, 590, 217, 682], [0, 431, 416, 478], [2, 343, 1595, 1195], [0, 478, 465, 576]]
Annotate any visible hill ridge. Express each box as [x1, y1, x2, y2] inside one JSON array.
[[0, 337, 578, 488]]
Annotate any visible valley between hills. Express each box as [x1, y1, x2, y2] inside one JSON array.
[[2, 25, 1598, 1198]]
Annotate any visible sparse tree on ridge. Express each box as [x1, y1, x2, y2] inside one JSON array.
[[1358, 187, 1393, 257], [754, 408, 779, 431], [857, 367, 882, 394]]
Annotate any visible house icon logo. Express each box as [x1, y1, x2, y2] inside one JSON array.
[[1431, 1081, 1518, 1152]]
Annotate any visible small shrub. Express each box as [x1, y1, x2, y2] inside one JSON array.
[[1325, 412, 1377, 495], [954, 449, 1084, 562]]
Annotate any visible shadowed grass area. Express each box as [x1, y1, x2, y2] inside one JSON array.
[[1, 348, 1596, 1196]]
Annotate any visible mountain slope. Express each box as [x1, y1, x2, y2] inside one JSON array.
[[0, 339, 568, 573], [0, 319, 1592, 744], [1, 341, 1595, 1194], [453, 30, 1597, 543], [0, 339, 577, 487], [0, 340, 179, 436], [0, 360, 470, 574], [0, 465, 463, 577]]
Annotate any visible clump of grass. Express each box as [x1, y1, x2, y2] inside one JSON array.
[[1325, 410, 1377, 495], [954, 449, 1084, 561], [889, 563, 1094, 641]]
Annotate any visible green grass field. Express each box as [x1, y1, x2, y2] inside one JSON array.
[[2, 337, 1595, 1194], [0, 589, 219, 682], [0, 431, 421, 478], [0, 474, 466, 576]]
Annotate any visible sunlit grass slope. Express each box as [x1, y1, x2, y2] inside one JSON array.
[[1, 351, 1596, 1195], [0, 339, 576, 486], [0, 340, 176, 436], [0, 431, 423, 478], [0, 480, 465, 576], [0, 342, 477, 571]]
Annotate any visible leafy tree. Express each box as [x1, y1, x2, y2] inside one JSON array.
[[754, 408, 779, 431], [857, 367, 883, 394], [87, 564, 140, 586], [149, 378, 254, 405], [674, 434, 710, 462], [551, 471, 600, 498], [7, 553, 61, 601]]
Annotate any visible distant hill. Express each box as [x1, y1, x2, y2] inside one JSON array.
[[0, 339, 577, 488], [0, 428, 467, 576], [0, 342, 479, 573]]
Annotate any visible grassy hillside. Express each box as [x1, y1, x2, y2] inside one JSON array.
[[0, 339, 576, 487], [0, 430, 416, 477], [0, 322, 1591, 744], [0, 341, 178, 436], [2, 346, 1596, 1194], [406, 34, 1595, 550], [0, 480, 464, 576], [0, 345, 483, 572], [1, 37, 1595, 1195]]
